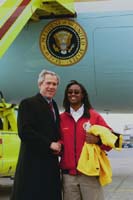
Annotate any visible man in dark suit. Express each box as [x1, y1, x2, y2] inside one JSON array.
[[10, 70, 62, 200]]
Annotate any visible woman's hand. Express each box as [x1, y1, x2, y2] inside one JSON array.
[[85, 133, 100, 144]]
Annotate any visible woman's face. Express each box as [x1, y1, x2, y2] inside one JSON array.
[[67, 84, 83, 107]]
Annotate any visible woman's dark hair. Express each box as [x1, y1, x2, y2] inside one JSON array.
[[63, 80, 92, 117]]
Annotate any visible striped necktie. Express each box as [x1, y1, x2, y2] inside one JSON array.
[[49, 101, 55, 120]]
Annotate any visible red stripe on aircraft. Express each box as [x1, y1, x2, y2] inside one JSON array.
[[0, 0, 31, 40]]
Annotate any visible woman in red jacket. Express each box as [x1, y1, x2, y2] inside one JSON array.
[[60, 80, 112, 200]]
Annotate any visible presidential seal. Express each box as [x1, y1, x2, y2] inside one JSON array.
[[40, 19, 88, 66]]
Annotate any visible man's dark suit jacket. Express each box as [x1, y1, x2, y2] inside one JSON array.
[[10, 93, 62, 200]]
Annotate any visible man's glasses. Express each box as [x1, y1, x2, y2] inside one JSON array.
[[67, 90, 81, 95]]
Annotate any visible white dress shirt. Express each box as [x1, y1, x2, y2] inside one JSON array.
[[70, 104, 84, 122]]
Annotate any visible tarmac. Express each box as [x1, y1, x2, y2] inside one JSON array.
[[0, 148, 133, 200], [104, 148, 133, 200]]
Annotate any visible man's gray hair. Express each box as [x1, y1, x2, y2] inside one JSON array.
[[38, 69, 60, 85]]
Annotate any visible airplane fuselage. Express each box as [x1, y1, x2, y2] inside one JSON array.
[[0, 1, 133, 113]]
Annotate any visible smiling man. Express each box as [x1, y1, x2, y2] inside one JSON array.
[[10, 70, 62, 200]]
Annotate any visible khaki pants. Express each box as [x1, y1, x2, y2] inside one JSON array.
[[62, 174, 104, 200]]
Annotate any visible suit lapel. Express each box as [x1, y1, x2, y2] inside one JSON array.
[[35, 93, 58, 122]]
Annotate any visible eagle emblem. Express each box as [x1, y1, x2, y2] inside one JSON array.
[[53, 31, 74, 55]]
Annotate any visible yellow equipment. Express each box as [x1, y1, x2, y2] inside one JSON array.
[[0, 92, 20, 177], [0, 0, 76, 58]]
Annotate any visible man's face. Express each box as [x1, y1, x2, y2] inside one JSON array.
[[39, 74, 58, 99]]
